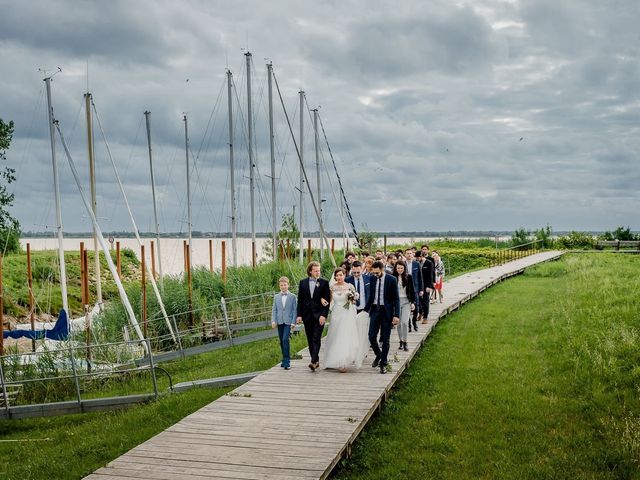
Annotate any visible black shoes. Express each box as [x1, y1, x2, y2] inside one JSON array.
[[379, 364, 387, 374], [403, 342, 409, 352], [372, 357, 380, 368], [398, 341, 404, 350]]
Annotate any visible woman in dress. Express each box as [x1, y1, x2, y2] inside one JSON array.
[[323, 267, 370, 372], [392, 261, 415, 352], [433, 252, 445, 303]]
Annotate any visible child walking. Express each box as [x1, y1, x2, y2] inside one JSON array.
[[271, 276, 298, 369]]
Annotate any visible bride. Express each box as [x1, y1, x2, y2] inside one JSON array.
[[323, 267, 370, 372]]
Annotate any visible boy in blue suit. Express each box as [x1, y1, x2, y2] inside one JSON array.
[[271, 276, 297, 369]]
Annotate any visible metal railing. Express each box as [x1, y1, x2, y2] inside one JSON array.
[[0, 338, 159, 415], [490, 239, 545, 266]]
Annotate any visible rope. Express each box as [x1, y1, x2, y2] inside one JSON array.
[[317, 112, 359, 245]]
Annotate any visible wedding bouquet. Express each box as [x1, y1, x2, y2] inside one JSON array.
[[344, 286, 359, 310]]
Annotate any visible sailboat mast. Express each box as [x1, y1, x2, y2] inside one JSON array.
[[267, 62, 277, 260], [183, 113, 192, 265], [227, 70, 238, 267], [44, 75, 69, 315], [85, 92, 102, 307], [245, 52, 256, 266], [144, 111, 163, 286], [299, 90, 305, 264], [313, 108, 323, 261]]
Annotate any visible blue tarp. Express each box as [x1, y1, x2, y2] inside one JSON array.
[[2, 310, 69, 340]]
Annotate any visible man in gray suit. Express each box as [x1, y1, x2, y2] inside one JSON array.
[[271, 276, 298, 369]]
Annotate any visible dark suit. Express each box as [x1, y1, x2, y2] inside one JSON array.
[[407, 260, 423, 326], [296, 277, 331, 365], [364, 274, 400, 367], [421, 257, 436, 320], [346, 273, 371, 312]]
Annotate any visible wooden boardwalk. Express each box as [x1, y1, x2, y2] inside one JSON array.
[[85, 251, 563, 480]]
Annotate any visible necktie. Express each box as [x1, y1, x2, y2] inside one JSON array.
[[356, 279, 361, 307], [310, 279, 315, 297], [377, 277, 383, 305]]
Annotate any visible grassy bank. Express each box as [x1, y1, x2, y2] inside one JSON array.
[[332, 254, 640, 479]]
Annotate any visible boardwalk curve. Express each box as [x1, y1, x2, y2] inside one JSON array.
[[85, 251, 563, 480]]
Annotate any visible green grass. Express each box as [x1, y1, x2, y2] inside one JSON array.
[[0, 387, 230, 480], [0, 330, 311, 479], [332, 254, 640, 480]]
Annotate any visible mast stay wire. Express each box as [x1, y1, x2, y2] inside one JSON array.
[[91, 99, 176, 340], [188, 76, 227, 232], [317, 112, 360, 244], [230, 77, 275, 240], [272, 68, 336, 267], [55, 121, 147, 345], [302, 94, 349, 243], [104, 114, 143, 232], [301, 95, 351, 242]]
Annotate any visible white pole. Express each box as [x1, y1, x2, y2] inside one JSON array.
[[144, 111, 163, 287], [85, 92, 102, 308], [299, 90, 305, 264], [183, 114, 192, 266], [227, 70, 238, 267], [44, 76, 69, 317], [267, 63, 277, 260], [245, 52, 256, 264], [55, 124, 147, 347], [313, 108, 323, 261]]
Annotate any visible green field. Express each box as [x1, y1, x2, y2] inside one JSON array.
[[332, 254, 640, 479], [3, 252, 637, 479]]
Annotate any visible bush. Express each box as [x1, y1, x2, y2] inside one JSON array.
[[555, 231, 596, 249], [0, 228, 19, 254]]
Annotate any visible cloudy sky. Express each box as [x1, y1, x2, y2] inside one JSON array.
[[1, 0, 638, 236]]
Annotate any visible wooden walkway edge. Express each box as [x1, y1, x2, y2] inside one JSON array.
[[85, 251, 564, 480]]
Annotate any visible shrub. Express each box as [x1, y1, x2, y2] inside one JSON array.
[[555, 231, 596, 249]]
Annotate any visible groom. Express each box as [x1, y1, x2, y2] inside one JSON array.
[[296, 261, 331, 371], [364, 260, 400, 374]]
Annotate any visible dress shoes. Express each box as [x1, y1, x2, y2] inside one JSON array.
[[308, 362, 316, 371], [372, 357, 380, 368], [379, 364, 387, 374], [403, 343, 409, 352]]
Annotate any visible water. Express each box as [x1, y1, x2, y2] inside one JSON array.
[[20, 236, 506, 276]]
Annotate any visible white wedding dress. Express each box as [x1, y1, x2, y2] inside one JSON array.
[[323, 285, 371, 370]]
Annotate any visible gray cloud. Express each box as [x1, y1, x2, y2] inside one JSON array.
[[1, 0, 639, 236]]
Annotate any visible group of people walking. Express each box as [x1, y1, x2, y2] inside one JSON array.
[[271, 245, 445, 374]]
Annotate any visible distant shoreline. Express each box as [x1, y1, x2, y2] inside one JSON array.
[[19, 230, 612, 239]]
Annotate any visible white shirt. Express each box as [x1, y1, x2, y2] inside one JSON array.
[[374, 273, 385, 305], [281, 292, 288, 308], [354, 275, 366, 308]]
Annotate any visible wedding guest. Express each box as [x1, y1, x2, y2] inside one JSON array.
[[346, 261, 370, 314], [393, 261, 415, 352], [385, 253, 397, 274], [404, 248, 423, 332], [271, 276, 297, 369], [365, 260, 400, 374], [345, 251, 356, 265], [375, 249, 385, 260], [339, 260, 352, 276], [364, 255, 375, 273], [433, 251, 445, 303], [421, 250, 436, 322]]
